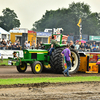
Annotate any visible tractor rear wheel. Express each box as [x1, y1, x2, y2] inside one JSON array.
[[16, 62, 27, 73], [31, 61, 43, 74], [69, 48, 80, 74], [50, 47, 65, 73], [50, 48, 80, 74]]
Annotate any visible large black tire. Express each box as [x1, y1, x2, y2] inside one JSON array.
[[31, 61, 43, 74], [16, 62, 27, 73], [50, 47, 65, 73], [50, 47, 80, 74]]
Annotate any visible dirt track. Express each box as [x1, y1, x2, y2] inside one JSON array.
[[0, 82, 100, 100], [0, 66, 100, 78], [0, 66, 100, 100]]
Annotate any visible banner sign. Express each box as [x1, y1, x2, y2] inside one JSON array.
[[74, 35, 80, 42], [89, 36, 100, 41], [85, 52, 100, 62], [67, 36, 74, 42], [82, 35, 88, 42], [37, 32, 51, 36], [0, 50, 23, 59]]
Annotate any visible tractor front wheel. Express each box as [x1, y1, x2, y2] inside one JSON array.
[[16, 62, 27, 73], [31, 61, 43, 74]]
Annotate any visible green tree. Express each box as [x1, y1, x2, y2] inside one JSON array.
[[82, 13, 100, 35], [0, 8, 20, 31], [67, 2, 91, 35], [32, 2, 100, 35]]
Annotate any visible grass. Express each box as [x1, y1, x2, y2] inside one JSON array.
[[0, 59, 30, 66], [0, 76, 100, 85], [0, 59, 9, 65]]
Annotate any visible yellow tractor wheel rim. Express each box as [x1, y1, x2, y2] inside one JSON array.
[[71, 57, 72, 63], [35, 64, 41, 72], [20, 64, 26, 70]]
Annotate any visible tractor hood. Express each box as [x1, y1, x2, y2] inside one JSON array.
[[43, 43, 66, 48], [23, 49, 48, 53]]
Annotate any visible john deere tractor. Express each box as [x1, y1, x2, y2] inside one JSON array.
[[8, 34, 80, 74]]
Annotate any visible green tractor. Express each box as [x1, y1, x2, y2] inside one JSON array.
[[9, 34, 80, 74]]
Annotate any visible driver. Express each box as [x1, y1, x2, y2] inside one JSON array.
[[49, 36, 57, 55], [51, 36, 57, 48]]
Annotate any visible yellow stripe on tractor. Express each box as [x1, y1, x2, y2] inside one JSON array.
[[29, 52, 48, 53]]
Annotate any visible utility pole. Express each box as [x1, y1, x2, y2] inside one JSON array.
[[79, 24, 82, 41], [77, 18, 82, 41]]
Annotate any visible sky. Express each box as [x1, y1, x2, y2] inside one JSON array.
[[0, 0, 100, 30]]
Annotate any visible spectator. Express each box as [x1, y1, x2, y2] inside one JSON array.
[[9, 40, 12, 44], [98, 43, 100, 51], [0, 42, 3, 50], [15, 40, 18, 45], [31, 40, 35, 49], [12, 43, 17, 50], [69, 40, 74, 49], [96, 44, 99, 51], [75, 42, 79, 50], [86, 44, 91, 52], [62, 40, 66, 44], [90, 43, 93, 51], [35, 44, 37, 49], [0, 38, 1, 44], [26, 41, 30, 49], [38, 43, 42, 49], [23, 42, 26, 49], [85, 42, 88, 48], [40, 41, 43, 46], [6, 40, 11, 50], [16, 41, 21, 50], [96, 44, 99, 49], [2, 39, 6, 50], [79, 43, 85, 51], [92, 42, 96, 52]]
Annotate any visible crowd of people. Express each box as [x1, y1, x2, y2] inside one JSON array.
[[0, 38, 41, 50], [74, 41, 100, 52], [0, 38, 100, 52], [62, 40, 100, 52], [0, 38, 21, 50]]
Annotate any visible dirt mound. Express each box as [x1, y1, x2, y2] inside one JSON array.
[[0, 81, 100, 89], [0, 81, 100, 100]]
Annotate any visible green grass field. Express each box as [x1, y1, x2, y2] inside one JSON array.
[[0, 59, 9, 65], [0, 59, 30, 66], [0, 76, 100, 85]]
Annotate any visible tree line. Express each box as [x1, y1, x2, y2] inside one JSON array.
[[0, 8, 20, 31], [0, 2, 100, 36], [32, 2, 100, 36]]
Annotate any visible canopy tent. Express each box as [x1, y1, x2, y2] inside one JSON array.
[[0, 27, 10, 41], [0, 27, 10, 34]]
